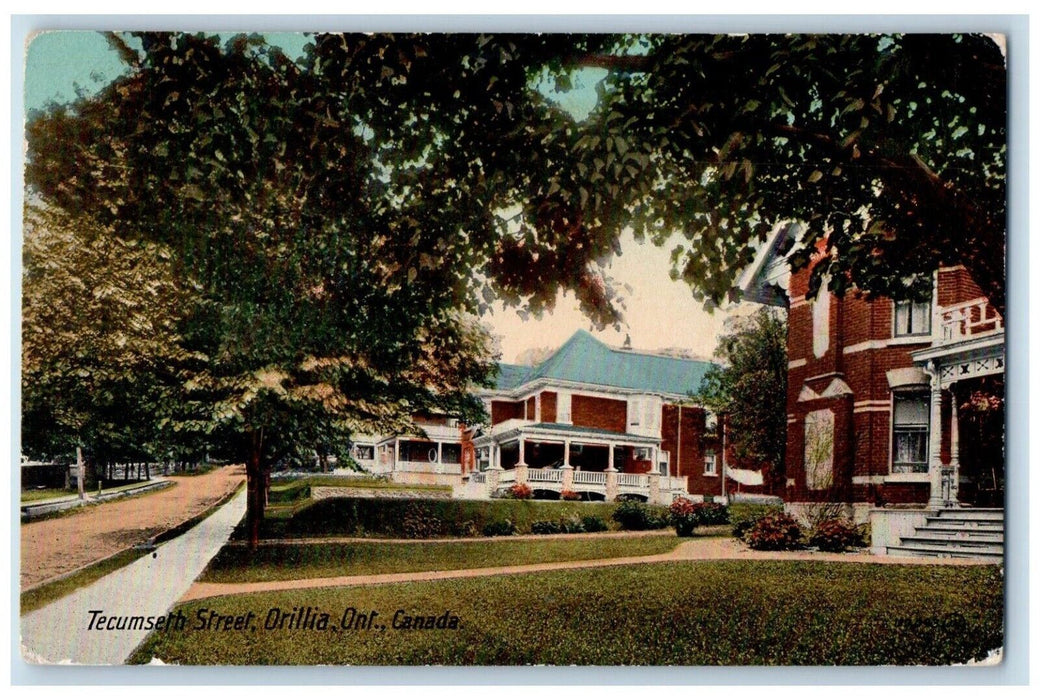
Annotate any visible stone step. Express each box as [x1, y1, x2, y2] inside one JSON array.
[[930, 509, 1005, 522], [886, 543, 1003, 563], [901, 534, 1003, 549], [917, 524, 1003, 537]]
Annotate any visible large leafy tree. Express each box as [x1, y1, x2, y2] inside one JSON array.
[[697, 309, 788, 493], [21, 205, 195, 485], [567, 33, 1007, 313], [24, 32, 605, 544]]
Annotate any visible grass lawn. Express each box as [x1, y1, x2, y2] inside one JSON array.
[[130, 560, 1002, 666], [199, 534, 683, 583]]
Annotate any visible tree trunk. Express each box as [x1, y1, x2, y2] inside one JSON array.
[[245, 429, 266, 550], [76, 445, 85, 500]]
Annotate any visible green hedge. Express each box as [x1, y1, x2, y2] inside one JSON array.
[[281, 497, 643, 538]]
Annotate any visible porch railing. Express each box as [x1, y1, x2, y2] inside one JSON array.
[[573, 471, 607, 486], [528, 468, 564, 483], [618, 473, 649, 488], [939, 299, 1003, 343], [470, 472, 487, 484], [395, 460, 462, 475]]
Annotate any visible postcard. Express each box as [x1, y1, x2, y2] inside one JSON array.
[[16, 25, 1010, 674]]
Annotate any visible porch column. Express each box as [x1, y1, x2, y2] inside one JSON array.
[[926, 363, 945, 509], [561, 462, 574, 491], [516, 440, 529, 484], [606, 468, 619, 501], [394, 439, 401, 470], [648, 471, 661, 505], [949, 385, 961, 506], [491, 444, 503, 470], [606, 442, 617, 472], [563, 440, 571, 468]]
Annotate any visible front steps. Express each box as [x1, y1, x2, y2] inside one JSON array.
[[886, 508, 1003, 563]]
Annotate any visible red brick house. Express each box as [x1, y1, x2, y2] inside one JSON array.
[[741, 225, 1005, 553], [459, 330, 739, 504]]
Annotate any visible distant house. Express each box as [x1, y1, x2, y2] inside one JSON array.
[[741, 225, 1005, 557], [348, 412, 466, 487], [458, 330, 740, 504]]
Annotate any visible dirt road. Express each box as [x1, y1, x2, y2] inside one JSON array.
[[21, 465, 245, 590]]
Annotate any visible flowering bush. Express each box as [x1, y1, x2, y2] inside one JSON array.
[[506, 483, 533, 500], [808, 519, 864, 552], [742, 512, 804, 551], [560, 490, 582, 501], [695, 501, 730, 526], [669, 497, 699, 536], [612, 499, 669, 530]]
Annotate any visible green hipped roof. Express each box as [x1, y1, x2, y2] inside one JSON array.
[[494, 330, 715, 398]]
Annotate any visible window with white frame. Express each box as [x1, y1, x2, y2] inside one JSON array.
[[557, 392, 572, 424], [893, 298, 932, 337], [892, 392, 929, 473], [704, 449, 717, 475], [628, 397, 643, 427]]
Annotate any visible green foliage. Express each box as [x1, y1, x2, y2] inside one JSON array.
[[132, 562, 1004, 665], [585, 34, 1006, 314], [611, 500, 670, 531], [730, 503, 784, 539], [808, 519, 865, 553], [743, 511, 805, 551], [278, 496, 626, 539], [481, 520, 517, 537], [581, 515, 610, 532], [21, 205, 195, 464], [698, 309, 787, 490], [669, 498, 731, 536]]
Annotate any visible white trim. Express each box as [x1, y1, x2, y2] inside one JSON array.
[[788, 358, 807, 369], [937, 265, 967, 273], [854, 400, 891, 408], [853, 405, 891, 414], [480, 377, 704, 404], [882, 473, 931, 484], [851, 475, 887, 485], [842, 339, 887, 354]]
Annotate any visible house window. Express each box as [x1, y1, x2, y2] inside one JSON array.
[[557, 392, 572, 424], [628, 397, 643, 427], [893, 298, 932, 337], [704, 450, 717, 476], [892, 392, 929, 473], [353, 444, 374, 461]]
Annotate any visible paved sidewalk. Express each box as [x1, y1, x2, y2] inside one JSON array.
[[20, 490, 247, 665], [181, 535, 989, 603]]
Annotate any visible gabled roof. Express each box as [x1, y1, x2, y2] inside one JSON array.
[[493, 330, 714, 398], [735, 222, 799, 307]]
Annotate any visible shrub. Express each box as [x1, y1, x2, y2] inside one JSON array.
[[581, 515, 609, 533], [560, 490, 582, 501], [400, 505, 447, 539], [730, 503, 784, 539], [808, 519, 864, 553], [560, 516, 586, 534], [611, 500, 669, 531], [505, 483, 533, 500], [531, 520, 563, 535], [694, 501, 730, 526], [669, 498, 699, 537], [482, 519, 517, 537], [743, 512, 804, 551]]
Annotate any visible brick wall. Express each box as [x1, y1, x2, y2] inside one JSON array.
[[491, 400, 524, 425], [660, 403, 720, 496], [540, 391, 557, 423], [783, 263, 995, 506], [571, 395, 627, 433]]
